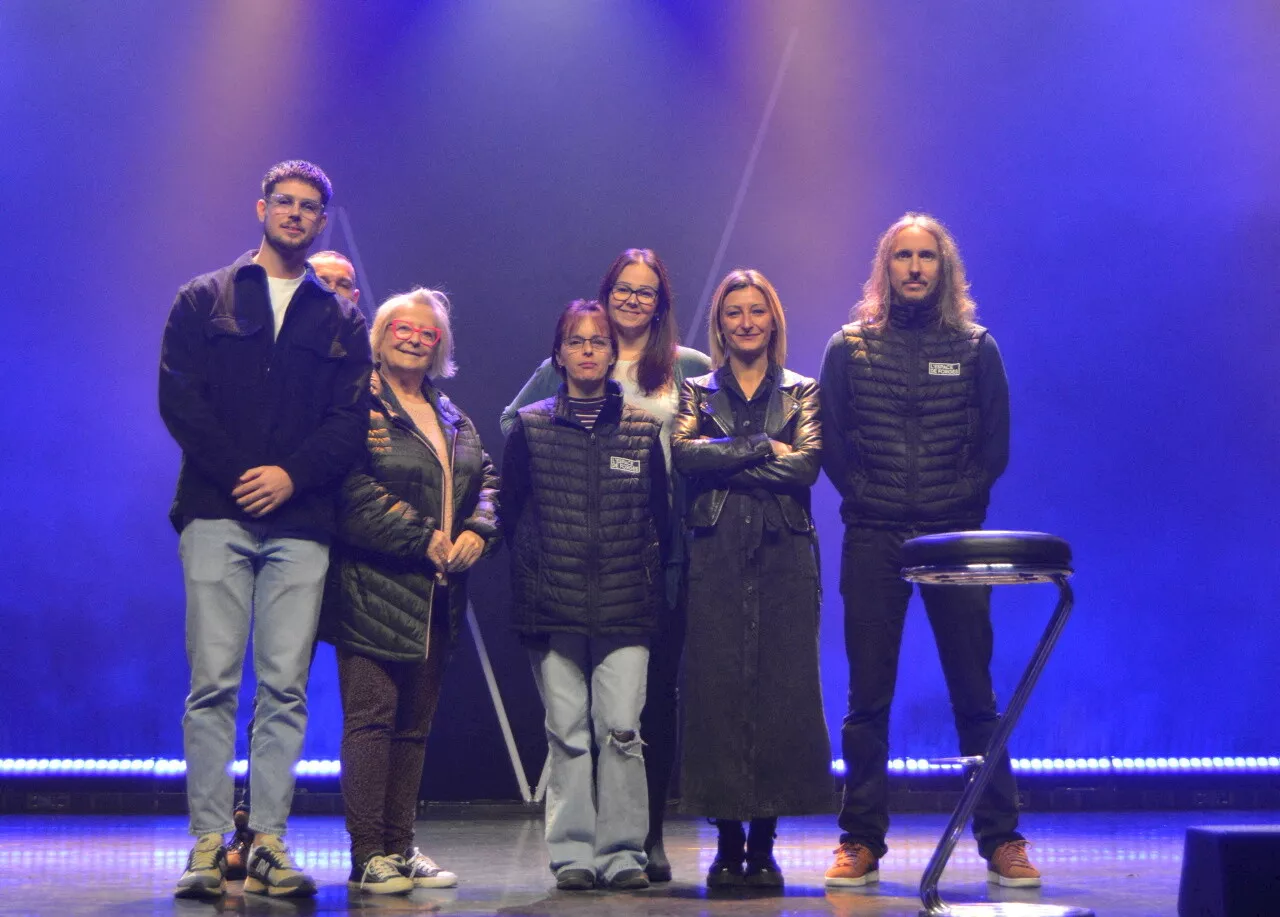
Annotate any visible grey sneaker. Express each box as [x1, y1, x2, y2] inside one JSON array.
[[243, 835, 316, 898], [555, 868, 596, 891], [348, 854, 414, 895], [174, 834, 227, 899], [608, 867, 650, 890], [392, 848, 459, 888]]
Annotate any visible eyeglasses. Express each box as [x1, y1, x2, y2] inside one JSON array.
[[563, 336, 612, 352], [266, 193, 325, 221], [610, 283, 658, 306], [389, 319, 440, 344]]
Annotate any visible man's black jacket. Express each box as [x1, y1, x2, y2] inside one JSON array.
[[159, 250, 373, 538]]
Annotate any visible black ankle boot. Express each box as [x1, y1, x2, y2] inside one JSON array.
[[644, 833, 672, 883], [745, 817, 782, 887], [706, 820, 746, 888]]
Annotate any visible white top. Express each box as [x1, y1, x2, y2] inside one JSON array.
[[614, 359, 679, 470], [266, 274, 305, 338]]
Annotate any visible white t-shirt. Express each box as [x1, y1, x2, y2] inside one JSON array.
[[267, 274, 305, 339], [614, 359, 679, 470]]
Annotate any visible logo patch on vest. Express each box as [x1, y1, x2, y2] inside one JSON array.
[[610, 456, 641, 474], [928, 362, 961, 376]]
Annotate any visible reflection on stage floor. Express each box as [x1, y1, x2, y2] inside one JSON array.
[[1, 809, 1274, 916]]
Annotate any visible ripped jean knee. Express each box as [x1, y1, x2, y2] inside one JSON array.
[[604, 727, 645, 759]]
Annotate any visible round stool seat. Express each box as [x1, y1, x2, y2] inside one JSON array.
[[902, 531, 1072, 585]]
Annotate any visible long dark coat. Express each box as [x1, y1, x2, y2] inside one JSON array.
[[671, 366, 833, 819]]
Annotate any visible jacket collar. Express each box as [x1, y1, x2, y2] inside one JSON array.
[[228, 249, 327, 294], [371, 369, 462, 440], [231, 249, 325, 287], [889, 297, 941, 329], [553, 378, 625, 431], [217, 250, 329, 325], [701, 363, 797, 438]]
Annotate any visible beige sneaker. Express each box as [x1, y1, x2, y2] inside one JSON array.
[[174, 833, 227, 899], [987, 839, 1042, 887], [244, 835, 317, 898], [824, 841, 880, 887]]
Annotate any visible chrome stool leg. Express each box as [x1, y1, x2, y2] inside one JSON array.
[[915, 575, 1093, 917]]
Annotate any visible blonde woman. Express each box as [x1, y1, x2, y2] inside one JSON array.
[[671, 269, 831, 888]]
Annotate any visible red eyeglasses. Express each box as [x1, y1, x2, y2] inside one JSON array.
[[389, 319, 440, 344]]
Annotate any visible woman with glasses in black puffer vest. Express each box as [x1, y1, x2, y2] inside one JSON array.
[[501, 299, 669, 893]]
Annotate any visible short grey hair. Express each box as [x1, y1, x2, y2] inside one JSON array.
[[369, 288, 458, 380]]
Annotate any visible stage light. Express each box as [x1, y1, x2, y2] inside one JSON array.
[[2, 755, 1277, 779]]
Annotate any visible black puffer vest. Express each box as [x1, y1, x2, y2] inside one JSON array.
[[509, 383, 663, 637], [840, 307, 989, 529]]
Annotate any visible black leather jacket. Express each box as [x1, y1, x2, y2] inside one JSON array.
[[671, 365, 822, 533]]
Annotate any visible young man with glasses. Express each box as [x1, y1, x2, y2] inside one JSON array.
[[225, 247, 362, 877], [159, 160, 372, 899]]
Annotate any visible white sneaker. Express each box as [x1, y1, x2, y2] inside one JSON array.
[[392, 847, 459, 888]]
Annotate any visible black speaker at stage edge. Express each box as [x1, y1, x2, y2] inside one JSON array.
[[1177, 825, 1280, 917]]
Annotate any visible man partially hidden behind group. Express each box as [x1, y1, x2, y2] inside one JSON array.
[[159, 160, 372, 899], [820, 213, 1041, 889]]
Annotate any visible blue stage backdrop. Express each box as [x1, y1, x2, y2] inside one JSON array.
[[2, 1, 1277, 795]]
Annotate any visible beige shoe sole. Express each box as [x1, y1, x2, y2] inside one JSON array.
[[824, 869, 880, 887]]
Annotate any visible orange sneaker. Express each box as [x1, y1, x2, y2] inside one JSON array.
[[824, 841, 879, 887], [987, 840, 1041, 887]]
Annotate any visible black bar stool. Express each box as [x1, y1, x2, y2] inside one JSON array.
[[900, 530, 1092, 917]]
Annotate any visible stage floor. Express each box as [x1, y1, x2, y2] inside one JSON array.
[[2, 809, 1273, 916]]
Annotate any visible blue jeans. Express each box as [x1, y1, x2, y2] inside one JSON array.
[[529, 634, 649, 881], [179, 519, 329, 838]]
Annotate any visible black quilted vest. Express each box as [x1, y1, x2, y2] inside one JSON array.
[[840, 311, 989, 530], [511, 386, 663, 636]]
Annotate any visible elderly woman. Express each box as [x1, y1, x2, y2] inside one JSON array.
[[671, 269, 831, 889], [500, 250, 709, 882], [320, 288, 499, 895], [501, 299, 668, 892]]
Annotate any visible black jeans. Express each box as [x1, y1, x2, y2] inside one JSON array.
[[837, 526, 1023, 861], [639, 562, 688, 845]]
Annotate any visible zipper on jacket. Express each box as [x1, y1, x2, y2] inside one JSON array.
[[385, 408, 449, 659], [447, 414, 459, 511], [907, 331, 920, 506], [588, 430, 600, 633]]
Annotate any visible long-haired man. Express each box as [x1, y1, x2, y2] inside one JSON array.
[[819, 213, 1039, 889]]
